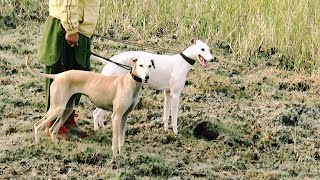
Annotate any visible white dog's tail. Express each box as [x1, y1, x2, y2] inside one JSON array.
[[90, 55, 109, 65], [25, 54, 56, 79]]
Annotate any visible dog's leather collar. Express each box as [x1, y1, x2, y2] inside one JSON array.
[[180, 53, 196, 65], [130, 71, 142, 82]]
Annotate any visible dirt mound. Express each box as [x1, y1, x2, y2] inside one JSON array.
[[193, 121, 219, 141]]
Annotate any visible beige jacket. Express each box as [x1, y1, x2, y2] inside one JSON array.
[[49, 0, 101, 38]]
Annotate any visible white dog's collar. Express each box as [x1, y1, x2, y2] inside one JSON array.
[[180, 53, 195, 65]]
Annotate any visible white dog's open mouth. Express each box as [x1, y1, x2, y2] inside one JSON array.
[[198, 55, 208, 68]]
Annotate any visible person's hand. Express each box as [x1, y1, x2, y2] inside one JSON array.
[[65, 33, 79, 47]]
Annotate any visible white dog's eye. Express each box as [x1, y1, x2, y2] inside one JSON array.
[[149, 65, 152, 68], [139, 65, 143, 67], [201, 48, 205, 51]]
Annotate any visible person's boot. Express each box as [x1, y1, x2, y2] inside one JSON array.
[[43, 121, 79, 140], [64, 110, 88, 138]]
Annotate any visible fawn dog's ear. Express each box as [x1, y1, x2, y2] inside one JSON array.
[[151, 60, 155, 69], [190, 38, 196, 44], [132, 58, 138, 69]]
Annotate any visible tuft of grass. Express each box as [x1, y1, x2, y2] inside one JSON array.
[[129, 153, 171, 177]]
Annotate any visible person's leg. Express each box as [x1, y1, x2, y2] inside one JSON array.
[[38, 15, 91, 139], [37, 16, 68, 139]]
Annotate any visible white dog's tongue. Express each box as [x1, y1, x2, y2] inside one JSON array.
[[199, 56, 208, 68]]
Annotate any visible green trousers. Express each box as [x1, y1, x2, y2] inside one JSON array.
[[37, 16, 91, 111]]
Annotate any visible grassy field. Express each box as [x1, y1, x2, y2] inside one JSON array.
[[1, 0, 320, 179]]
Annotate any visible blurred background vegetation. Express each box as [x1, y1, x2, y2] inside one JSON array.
[[1, 0, 319, 71]]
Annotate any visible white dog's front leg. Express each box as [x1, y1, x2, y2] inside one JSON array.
[[92, 108, 100, 131], [170, 94, 180, 134], [163, 90, 171, 131], [93, 108, 106, 131]]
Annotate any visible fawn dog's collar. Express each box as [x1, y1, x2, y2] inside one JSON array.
[[130, 71, 142, 82]]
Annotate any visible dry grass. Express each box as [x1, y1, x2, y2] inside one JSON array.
[[1, 0, 320, 179], [2, 0, 320, 71], [96, 0, 320, 71]]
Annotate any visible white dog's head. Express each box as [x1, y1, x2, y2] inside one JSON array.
[[191, 39, 218, 68], [132, 57, 155, 83]]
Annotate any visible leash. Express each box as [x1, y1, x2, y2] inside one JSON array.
[[92, 34, 179, 54], [76, 45, 132, 71], [76, 45, 145, 82], [79, 44, 195, 70], [90, 35, 198, 66]]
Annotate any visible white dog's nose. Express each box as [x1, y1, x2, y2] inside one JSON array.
[[210, 57, 218, 63]]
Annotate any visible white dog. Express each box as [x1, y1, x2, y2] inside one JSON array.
[[26, 55, 154, 157], [92, 39, 217, 134]]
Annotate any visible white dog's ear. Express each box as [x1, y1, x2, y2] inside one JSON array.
[[151, 60, 156, 69]]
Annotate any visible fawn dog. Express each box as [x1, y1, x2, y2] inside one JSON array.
[[26, 54, 155, 157]]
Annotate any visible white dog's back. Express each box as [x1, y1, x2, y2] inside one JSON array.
[[99, 51, 182, 90], [99, 51, 146, 75]]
